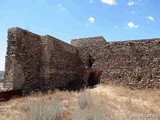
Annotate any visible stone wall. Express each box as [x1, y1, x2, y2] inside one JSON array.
[[4, 27, 160, 91], [4, 28, 85, 92], [0, 71, 4, 82], [39, 35, 85, 91], [4, 28, 43, 90], [71, 36, 106, 68], [72, 38, 160, 90]]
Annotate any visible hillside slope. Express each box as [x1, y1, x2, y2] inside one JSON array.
[[0, 84, 159, 120]]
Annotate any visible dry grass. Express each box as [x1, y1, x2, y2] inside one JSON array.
[[0, 84, 159, 120]]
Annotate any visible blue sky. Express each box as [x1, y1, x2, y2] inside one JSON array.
[[0, 0, 160, 70]]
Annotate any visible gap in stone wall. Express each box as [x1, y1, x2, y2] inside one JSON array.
[[87, 70, 102, 87], [88, 55, 95, 68], [88, 72, 99, 86]]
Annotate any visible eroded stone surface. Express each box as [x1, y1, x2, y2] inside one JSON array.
[[3, 27, 160, 92], [4, 28, 86, 93], [72, 38, 160, 90]]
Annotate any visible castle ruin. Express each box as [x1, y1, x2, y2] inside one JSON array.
[[3, 27, 160, 93]]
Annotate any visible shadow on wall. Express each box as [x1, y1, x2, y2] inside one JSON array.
[[66, 78, 86, 91], [59, 71, 102, 91], [87, 70, 102, 87], [0, 89, 22, 101], [88, 55, 95, 68], [88, 72, 99, 86], [87, 55, 102, 87]]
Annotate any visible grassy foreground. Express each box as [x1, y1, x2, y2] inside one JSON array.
[[0, 84, 159, 120]]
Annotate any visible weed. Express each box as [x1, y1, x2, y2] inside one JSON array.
[[78, 91, 93, 109]]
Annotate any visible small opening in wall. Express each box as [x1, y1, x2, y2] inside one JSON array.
[[88, 55, 95, 68], [87, 72, 100, 87]]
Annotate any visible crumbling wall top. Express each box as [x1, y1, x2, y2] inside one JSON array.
[[42, 35, 77, 54], [8, 27, 41, 37], [110, 38, 160, 44], [71, 36, 107, 47]]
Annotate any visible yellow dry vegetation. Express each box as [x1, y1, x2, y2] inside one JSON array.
[[0, 84, 159, 120]]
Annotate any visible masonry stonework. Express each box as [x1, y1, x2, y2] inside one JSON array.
[[72, 38, 160, 89], [4, 27, 160, 92], [4, 28, 85, 93]]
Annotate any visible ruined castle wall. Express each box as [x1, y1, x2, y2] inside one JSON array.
[[40, 35, 85, 90], [4, 28, 85, 92], [72, 38, 160, 89], [71, 36, 106, 68], [4, 28, 42, 90], [4, 27, 160, 91]]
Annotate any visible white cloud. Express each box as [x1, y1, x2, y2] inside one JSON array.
[[58, 4, 66, 10], [128, 22, 139, 29], [90, 0, 93, 3], [88, 17, 95, 23], [128, 0, 135, 6], [100, 0, 117, 5], [146, 16, 154, 21], [58, 4, 62, 7]]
